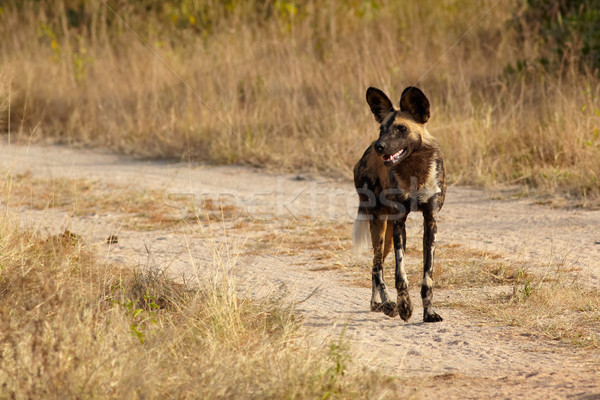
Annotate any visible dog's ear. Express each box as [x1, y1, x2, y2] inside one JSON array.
[[366, 87, 394, 123], [399, 86, 430, 124]]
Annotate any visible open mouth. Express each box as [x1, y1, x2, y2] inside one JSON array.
[[381, 148, 406, 164]]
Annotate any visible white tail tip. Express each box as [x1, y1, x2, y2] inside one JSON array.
[[352, 215, 370, 254]]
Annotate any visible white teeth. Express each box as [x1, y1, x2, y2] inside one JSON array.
[[391, 149, 404, 162], [381, 148, 406, 163]]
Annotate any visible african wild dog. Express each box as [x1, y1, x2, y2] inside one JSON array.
[[353, 86, 446, 323]]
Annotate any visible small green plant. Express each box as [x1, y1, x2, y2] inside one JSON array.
[[273, 1, 299, 33], [320, 337, 351, 398], [38, 23, 61, 61], [114, 295, 159, 345], [327, 340, 349, 379], [72, 35, 91, 82], [521, 281, 534, 299]]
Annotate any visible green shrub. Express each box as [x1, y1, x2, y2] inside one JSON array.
[[520, 0, 600, 72]]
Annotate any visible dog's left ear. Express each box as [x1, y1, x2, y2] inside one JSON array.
[[400, 87, 430, 124]]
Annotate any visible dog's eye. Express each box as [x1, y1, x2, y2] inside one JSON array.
[[396, 125, 407, 134]]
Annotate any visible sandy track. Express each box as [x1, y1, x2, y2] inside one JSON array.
[[2, 141, 599, 398]]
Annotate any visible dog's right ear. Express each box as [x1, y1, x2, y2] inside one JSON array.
[[399, 86, 430, 124], [366, 87, 394, 123]]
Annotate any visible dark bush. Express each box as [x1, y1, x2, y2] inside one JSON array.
[[522, 0, 600, 73]]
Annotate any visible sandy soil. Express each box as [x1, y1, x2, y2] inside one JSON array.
[[2, 141, 599, 399]]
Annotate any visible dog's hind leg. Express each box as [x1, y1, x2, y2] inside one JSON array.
[[422, 209, 443, 322], [370, 218, 397, 317]]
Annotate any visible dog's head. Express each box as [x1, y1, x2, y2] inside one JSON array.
[[366, 86, 430, 167]]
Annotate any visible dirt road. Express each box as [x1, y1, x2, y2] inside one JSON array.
[[2, 141, 599, 399]]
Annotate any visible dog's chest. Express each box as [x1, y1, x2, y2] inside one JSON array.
[[392, 160, 441, 204]]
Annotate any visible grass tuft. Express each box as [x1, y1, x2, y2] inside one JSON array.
[[476, 282, 600, 348]]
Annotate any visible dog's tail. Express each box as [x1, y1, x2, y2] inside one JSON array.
[[352, 212, 371, 254]]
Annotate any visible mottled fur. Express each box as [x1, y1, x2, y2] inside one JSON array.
[[353, 86, 446, 323]]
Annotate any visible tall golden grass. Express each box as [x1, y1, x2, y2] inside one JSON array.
[[1, 0, 599, 204], [0, 213, 394, 398]]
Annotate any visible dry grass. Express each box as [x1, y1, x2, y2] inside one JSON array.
[[430, 244, 529, 289], [1, 1, 599, 205], [0, 212, 397, 398], [0, 170, 248, 230], [456, 280, 600, 348], [245, 220, 351, 259]]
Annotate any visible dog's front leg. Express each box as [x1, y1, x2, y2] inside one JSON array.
[[422, 209, 443, 322], [393, 216, 412, 322]]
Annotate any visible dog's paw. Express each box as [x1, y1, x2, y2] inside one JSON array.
[[423, 310, 443, 323], [397, 295, 413, 322], [381, 301, 398, 318]]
